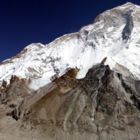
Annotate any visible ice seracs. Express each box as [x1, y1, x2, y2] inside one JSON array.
[[0, 2, 140, 90]]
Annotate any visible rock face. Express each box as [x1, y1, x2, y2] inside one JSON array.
[[0, 2, 140, 140], [0, 62, 140, 140]]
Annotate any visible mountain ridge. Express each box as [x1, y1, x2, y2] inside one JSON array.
[[0, 2, 140, 91]]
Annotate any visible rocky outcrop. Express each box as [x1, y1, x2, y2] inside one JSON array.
[[0, 60, 140, 140]]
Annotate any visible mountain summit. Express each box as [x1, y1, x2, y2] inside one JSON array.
[[0, 2, 140, 140]]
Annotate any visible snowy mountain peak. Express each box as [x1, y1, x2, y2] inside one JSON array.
[[119, 2, 138, 8], [0, 2, 140, 90]]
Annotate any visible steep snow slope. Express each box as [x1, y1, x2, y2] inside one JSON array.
[[0, 2, 140, 90]]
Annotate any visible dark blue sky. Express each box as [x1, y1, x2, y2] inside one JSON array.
[[0, 0, 139, 62]]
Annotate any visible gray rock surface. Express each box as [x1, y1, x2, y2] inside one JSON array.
[[0, 62, 140, 140]]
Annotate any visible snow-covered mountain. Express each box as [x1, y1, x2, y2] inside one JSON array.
[[0, 2, 140, 90], [1, 3, 140, 140]]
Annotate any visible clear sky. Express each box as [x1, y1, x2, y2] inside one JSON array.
[[0, 0, 139, 62]]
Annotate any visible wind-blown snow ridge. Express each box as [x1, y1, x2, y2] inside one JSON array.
[[0, 2, 140, 90]]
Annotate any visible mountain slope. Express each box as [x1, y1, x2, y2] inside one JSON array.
[[1, 60, 140, 140]]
